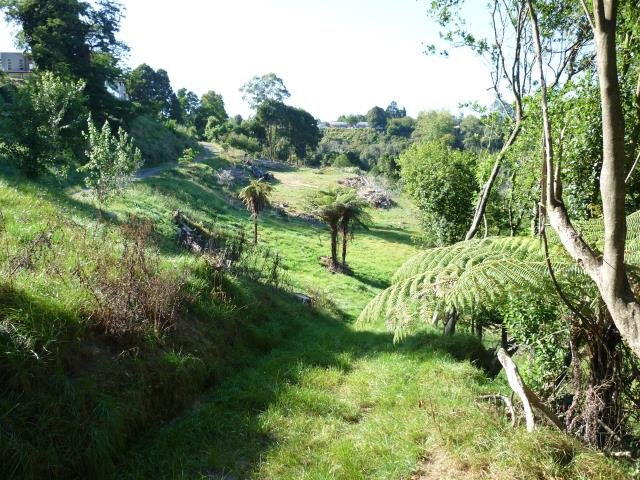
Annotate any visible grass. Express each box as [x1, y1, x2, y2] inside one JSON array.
[[0, 146, 632, 479]]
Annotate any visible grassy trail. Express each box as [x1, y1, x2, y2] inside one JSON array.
[[114, 149, 626, 479], [0, 145, 627, 479]]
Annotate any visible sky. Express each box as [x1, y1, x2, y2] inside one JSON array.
[[0, 0, 495, 120]]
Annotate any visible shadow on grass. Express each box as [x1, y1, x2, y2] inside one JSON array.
[[365, 226, 415, 246], [348, 270, 390, 290], [116, 283, 488, 480]]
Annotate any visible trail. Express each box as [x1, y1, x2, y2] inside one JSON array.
[[135, 142, 220, 180]]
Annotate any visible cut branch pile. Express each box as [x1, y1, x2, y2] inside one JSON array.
[[338, 176, 393, 208]]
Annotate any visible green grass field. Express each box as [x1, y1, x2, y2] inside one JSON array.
[[0, 146, 630, 479]]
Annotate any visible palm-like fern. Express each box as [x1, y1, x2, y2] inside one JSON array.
[[359, 212, 640, 340], [239, 180, 273, 244]]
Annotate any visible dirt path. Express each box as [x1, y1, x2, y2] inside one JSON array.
[[135, 142, 219, 180]]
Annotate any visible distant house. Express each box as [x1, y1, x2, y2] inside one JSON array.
[[355, 121, 369, 129], [329, 121, 349, 129], [106, 80, 129, 101], [0, 52, 33, 78]]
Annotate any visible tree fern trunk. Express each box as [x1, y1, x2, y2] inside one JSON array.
[[444, 309, 457, 336], [253, 216, 258, 245], [330, 226, 338, 268], [341, 222, 348, 267]]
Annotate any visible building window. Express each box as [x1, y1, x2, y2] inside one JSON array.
[[7, 59, 12, 71]]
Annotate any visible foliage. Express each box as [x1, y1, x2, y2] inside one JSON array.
[[366, 105, 388, 130], [176, 88, 200, 128], [239, 179, 274, 244], [178, 147, 198, 164], [126, 63, 180, 119], [128, 115, 199, 166], [1, 0, 128, 115], [255, 100, 320, 162], [315, 127, 409, 172], [386, 116, 415, 139], [412, 110, 460, 147], [399, 141, 477, 245], [1, 71, 88, 177], [79, 118, 142, 212], [240, 72, 290, 110], [385, 100, 406, 119], [195, 90, 228, 137]]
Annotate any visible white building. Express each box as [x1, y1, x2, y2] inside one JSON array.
[[0, 52, 33, 78]]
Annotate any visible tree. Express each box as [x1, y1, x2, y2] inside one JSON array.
[[240, 73, 290, 110], [339, 196, 371, 268], [1, 0, 128, 116], [79, 118, 142, 217], [526, 0, 640, 358], [238, 180, 273, 244], [337, 114, 363, 127], [385, 101, 406, 119], [195, 90, 228, 137], [411, 110, 459, 147], [1, 72, 88, 177], [398, 141, 477, 246], [366, 106, 388, 130], [425, 0, 640, 359], [176, 88, 200, 127], [386, 117, 415, 138], [255, 100, 320, 163], [126, 64, 179, 119], [360, 213, 640, 446], [310, 188, 352, 270]]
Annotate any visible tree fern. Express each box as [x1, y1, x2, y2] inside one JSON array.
[[359, 211, 640, 340]]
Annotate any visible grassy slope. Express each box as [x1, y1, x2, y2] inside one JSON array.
[[0, 147, 630, 479]]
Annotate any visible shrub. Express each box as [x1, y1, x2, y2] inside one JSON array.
[[1, 72, 88, 177], [76, 217, 184, 340], [79, 119, 143, 215], [224, 132, 261, 154], [332, 153, 356, 168], [179, 147, 198, 164]]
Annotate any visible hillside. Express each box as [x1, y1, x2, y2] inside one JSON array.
[[0, 145, 630, 479]]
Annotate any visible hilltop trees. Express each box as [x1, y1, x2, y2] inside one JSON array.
[[240, 73, 290, 110], [195, 90, 228, 137], [239, 180, 273, 244], [126, 64, 180, 119], [0, 0, 128, 116], [366, 106, 388, 130], [255, 100, 320, 163]]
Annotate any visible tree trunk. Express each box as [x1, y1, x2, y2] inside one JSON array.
[[253, 215, 258, 245], [527, 0, 640, 358], [341, 221, 348, 267], [444, 309, 458, 336], [330, 225, 338, 268]]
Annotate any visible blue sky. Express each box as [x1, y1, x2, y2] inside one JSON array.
[[0, 0, 495, 120]]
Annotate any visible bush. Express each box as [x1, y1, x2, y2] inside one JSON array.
[[179, 147, 198, 164], [399, 141, 478, 246], [332, 153, 356, 168], [129, 115, 199, 166], [76, 217, 184, 340], [79, 119, 143, 214], [1, 72, 88, 177], [224, 132, 261, 154]]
